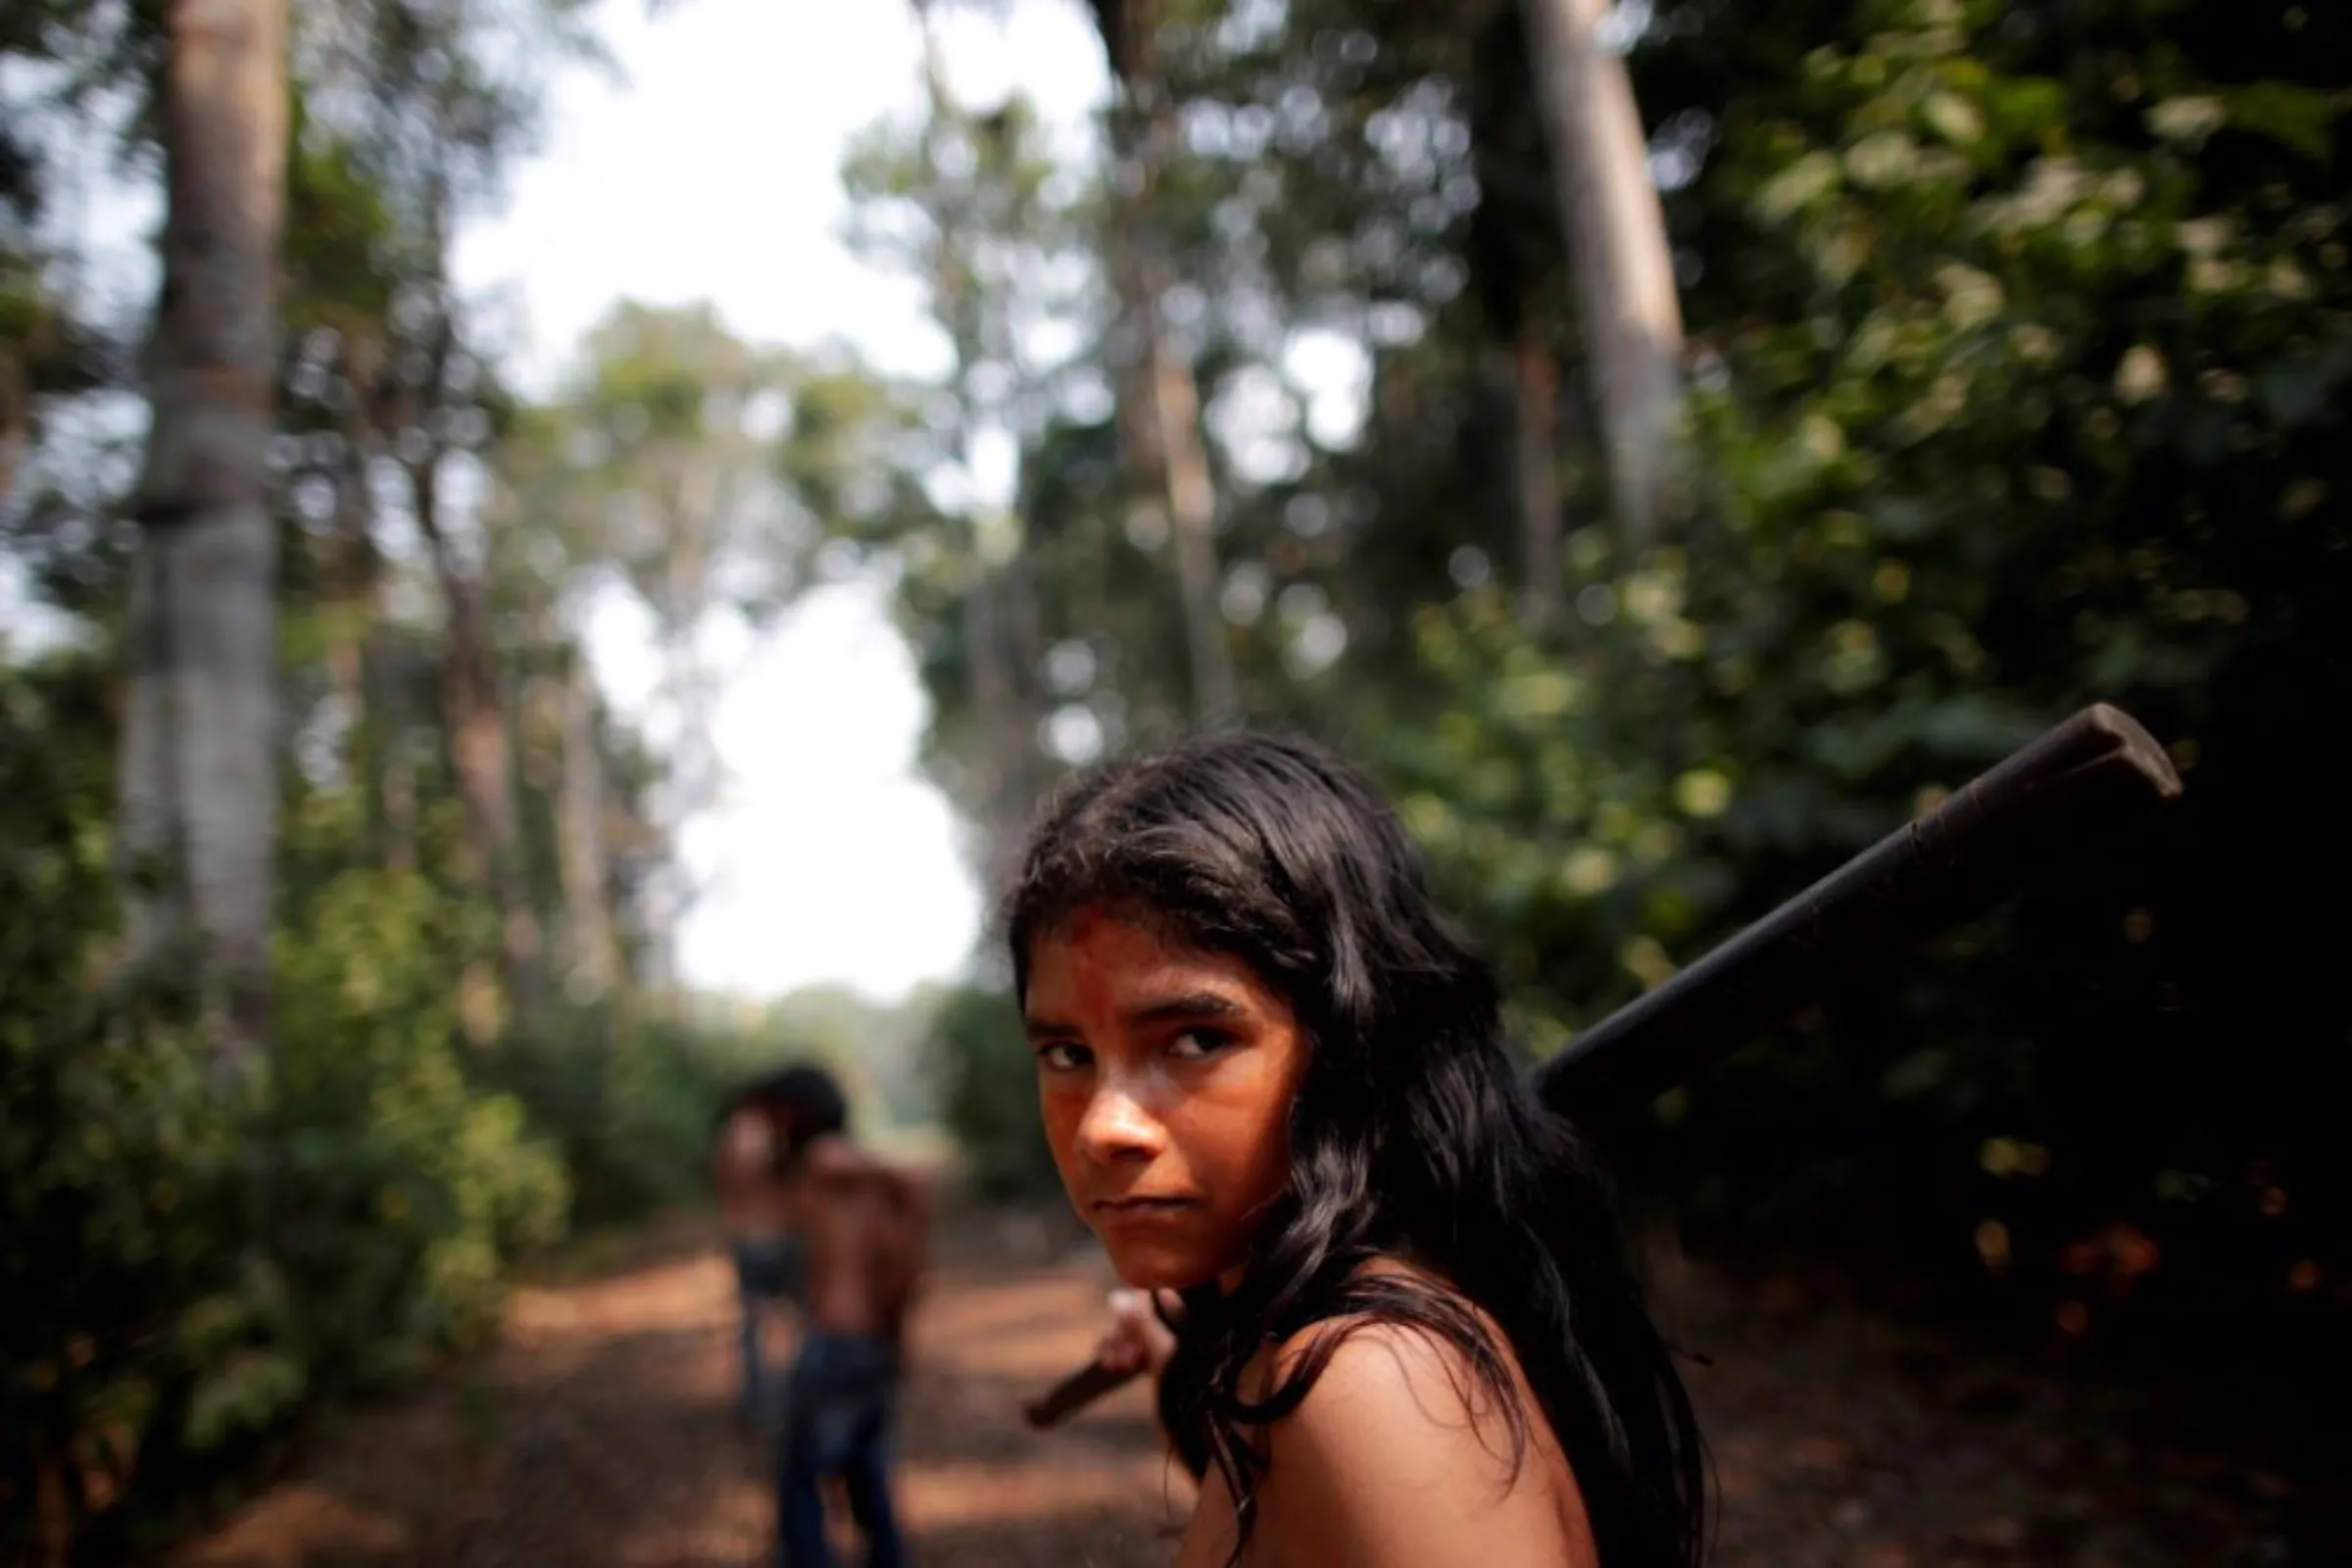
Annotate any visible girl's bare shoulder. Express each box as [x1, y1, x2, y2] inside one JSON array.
[[1247, 1271, 1597, 1567]]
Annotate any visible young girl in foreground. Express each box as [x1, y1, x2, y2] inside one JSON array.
[[1008, 732, 1707, 1567]]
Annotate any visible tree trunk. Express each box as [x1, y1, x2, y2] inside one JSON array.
[[1520, 0, 1684, 546], [1150, 313, 1237, 728], [1512, 314, 1565, 625], [913, 0, 1046, 875], [117, 0, 290, 1090], [1, 379, 24, 515], [557, 651, 620, 998], [365, 611, 417, 873], [406, 436, 546, 1032], [657, 450, 724, 836], [1001, 524, 1051, 783], [1093, 0, 1238, 729], [328, 390, 402, 863], [961, 558, 1024, 877], [1101, 195, 1163, 483]]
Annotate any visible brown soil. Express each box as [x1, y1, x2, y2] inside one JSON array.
[[172, 1209, 1184, 1568], [171, 1210, 2318, 1567]]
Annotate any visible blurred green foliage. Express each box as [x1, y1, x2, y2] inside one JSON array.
[[0, 649, 879, 1560], [2, 2, 909, 1560], [1383, 0, 2352, 1333], [0, 653, 543, 1556], [925, 983, 1062, 1202], [895, 0, 2352, 1357]]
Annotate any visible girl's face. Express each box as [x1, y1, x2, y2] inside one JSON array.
[[1023, 906, 1308, 1291]]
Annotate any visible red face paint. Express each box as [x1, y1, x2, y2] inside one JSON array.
[[1060, 905, 1118, 1038], [1022, 906, 1305, 1293]]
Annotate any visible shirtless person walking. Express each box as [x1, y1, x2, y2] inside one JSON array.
[[766, 1064, 929, 1568], [712, 1068, 825, 1431]]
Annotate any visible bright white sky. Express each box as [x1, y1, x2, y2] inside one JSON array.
[[451, 0, 1112, 1005]]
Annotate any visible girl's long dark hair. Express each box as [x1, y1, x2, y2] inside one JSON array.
[[1005, 731, 1707, 1567]]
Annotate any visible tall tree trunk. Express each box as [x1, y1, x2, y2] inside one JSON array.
[[1520, 0, 1684, 546], [406, 435, 546, 1031], [329, 390, 401, 862], [657, 450, 724, 843], [117, 0, 290, 1090], [913, 0, 1044, 876], [1001, 522, 1051, 780], [1512, 314, 1565, 625], [557, 651, 620, 999], [1093, 0, 1238, 728], [1149, 311, 1237, 728], [1101, 183, 1163, 485], [643, 475, 700, 991], [366, 608, 417, 873], [961, 555, 1024, 878], [1, 379, 24, 515]]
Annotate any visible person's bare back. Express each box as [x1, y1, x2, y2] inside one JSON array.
[[785, 1133, 930, 1350], [769, 1106, 926, 1568]]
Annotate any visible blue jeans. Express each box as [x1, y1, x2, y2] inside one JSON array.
[[777, 1331, 906, 1568], [732, 1234, 806, 1428]]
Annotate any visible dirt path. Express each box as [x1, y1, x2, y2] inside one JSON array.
[[174, 1213, 2319, 1567], [176, 1211, 1187, 1568]]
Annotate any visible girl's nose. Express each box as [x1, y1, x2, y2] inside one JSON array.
[[1074, 1078, 1167, 1166]]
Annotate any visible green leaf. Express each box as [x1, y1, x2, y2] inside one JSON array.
[[1754, 149, 1842, 223], [183, 1351, 306, 1451], [1984, 77, 2066, 145], [2217, 80, 2342, 163]]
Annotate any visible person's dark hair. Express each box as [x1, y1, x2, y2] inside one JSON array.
[[1004, 731, 1707, 1567], [725, 1060, 849, 1176]]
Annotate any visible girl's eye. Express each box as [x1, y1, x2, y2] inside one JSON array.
[[1036, 1042, 1091, 1071], [1168, 1029, 1232, 1061]]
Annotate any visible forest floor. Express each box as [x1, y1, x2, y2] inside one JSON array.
[[172, 1200, 2335, 1568]]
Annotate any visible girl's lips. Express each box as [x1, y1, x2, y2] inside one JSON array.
[[1094, 1195, 1202, 1220]]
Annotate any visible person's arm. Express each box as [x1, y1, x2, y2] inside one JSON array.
[[1251, 1322, 1599, 1568], [889, 1163, 932, 1249], [1095, 1287, 1183, 1378], [887, 1162, 932, 1312], [864, 1157, 929, 1363]]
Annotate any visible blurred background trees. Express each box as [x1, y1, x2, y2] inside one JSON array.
[[5, 0, 2347, 1557]]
